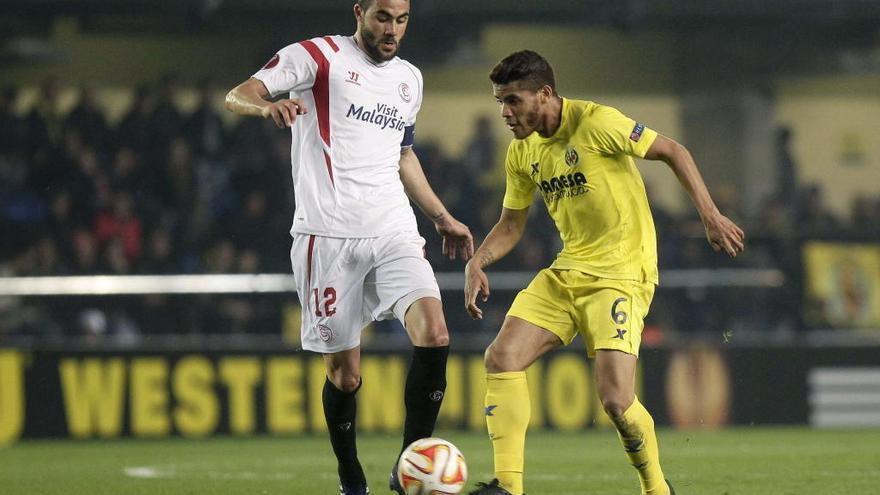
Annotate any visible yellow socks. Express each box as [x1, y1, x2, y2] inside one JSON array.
[[615, 397, 668, 495], [484, 375, 666, 495], [485, 371, 529, 495]]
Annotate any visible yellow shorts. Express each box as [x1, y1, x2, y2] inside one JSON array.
[[507, 269, 655, 358]]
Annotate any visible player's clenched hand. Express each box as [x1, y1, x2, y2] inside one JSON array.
[[261, 99, 308, 128], [464, 260, 490, 320], [435, 216, 474, 261], [704, 212, 745, 257]]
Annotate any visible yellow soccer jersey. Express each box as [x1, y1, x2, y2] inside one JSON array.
[[502, 98, 659, 283]]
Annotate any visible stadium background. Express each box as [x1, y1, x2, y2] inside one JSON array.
[[0, 1, 879, 491]]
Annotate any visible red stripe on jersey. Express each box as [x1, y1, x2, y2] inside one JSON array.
[[323, 151, 335, 186], [323, 36, 339, 52], [299, 40, 334, 188], [307, 235, 316, 287], [300, 40, 330, 147]]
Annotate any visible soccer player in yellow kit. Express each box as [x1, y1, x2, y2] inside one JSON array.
[[464, 50, 745, 495]]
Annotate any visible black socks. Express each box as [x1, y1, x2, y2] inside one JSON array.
[[401, 345, 449, 452], [323, 344, 449, 489], [323, 377, 365, 489]]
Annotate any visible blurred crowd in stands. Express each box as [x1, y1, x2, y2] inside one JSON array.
[[1, 78, 878, 344]]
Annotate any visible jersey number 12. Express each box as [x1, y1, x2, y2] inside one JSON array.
[[313, 287, 337, 317]]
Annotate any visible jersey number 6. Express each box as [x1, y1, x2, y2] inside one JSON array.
[[611, 297, 628, 325]]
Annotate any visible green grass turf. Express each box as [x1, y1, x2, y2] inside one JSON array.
[[1, 427, 878, 494]]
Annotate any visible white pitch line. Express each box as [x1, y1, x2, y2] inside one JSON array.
[[124, 465, 299, 481], [124, 466, 173, 479]]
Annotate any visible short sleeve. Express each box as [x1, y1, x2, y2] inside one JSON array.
[[251, 43, 318, 98], [586, 105, 658, 158], [400, 63, 423, 148], [501, 142, 536, 210], [405, 64, 423, 126]]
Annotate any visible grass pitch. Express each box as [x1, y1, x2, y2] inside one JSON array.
[[1, 427, 877, 494]]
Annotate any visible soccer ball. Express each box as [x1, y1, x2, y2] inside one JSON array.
[[397, 437, 468, 494]]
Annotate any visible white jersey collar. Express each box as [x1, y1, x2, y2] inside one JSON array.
[[347, 35, 396, 67]]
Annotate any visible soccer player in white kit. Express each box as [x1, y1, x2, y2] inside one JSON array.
[[224, 1, 473, 494]]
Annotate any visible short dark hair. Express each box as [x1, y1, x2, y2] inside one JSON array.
[[357, 0, 375, 10], [489, 50, 556, 93]]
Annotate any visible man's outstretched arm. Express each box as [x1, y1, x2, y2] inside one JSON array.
[[224, 77, 307, 128], [646, 134, 745, 257], [464, 206, 529, 320], [398, 147, 474, 261]]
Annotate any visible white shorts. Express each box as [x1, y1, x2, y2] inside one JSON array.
[[291, 230, 441, 353]]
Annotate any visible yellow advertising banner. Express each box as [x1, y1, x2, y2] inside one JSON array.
[[0, 351, 633, 444], [803, 242, 880, 328]]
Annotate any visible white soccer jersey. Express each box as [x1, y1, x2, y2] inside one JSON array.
[[252, 35, 423, 238]]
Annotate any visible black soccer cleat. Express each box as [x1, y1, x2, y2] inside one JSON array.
[[388, 461, 404, 495], [666, 479, 676, 495], [466, 478, 519, 495], [339, 484, 370, 495]]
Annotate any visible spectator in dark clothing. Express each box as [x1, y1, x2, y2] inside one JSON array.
[[148, 73, 184, 160], [851, 195, 879, 236], [158, 138, 201, 251], [462, 114, 496, 175], [0, 86, 26, 154], [228, 115, 275, 166], [203, 238, 237, 274], [68, 228, 100, 274], [139, 226, 177, 274], [116, 85, 154, 155], [63, 143, 110, 224], [64, 86, 109, 150], [24, 79, 65, 194], [26, 77, 63, 154], [44, 189, 77, 260], [797, 184, 839, 234], [228, 189, 286, 268], [101, 238, 133, 274], [775, 126, 798, 216], [184, 78, 226, 159], [29, 237, 62, 275], [109, 146, 146, 193]]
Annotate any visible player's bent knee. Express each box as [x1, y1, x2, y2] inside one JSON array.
[[484, 342, 521, 373], [416, 332, 449, 347], [427, 332, 450, 347], [410, 321, 449, 347], [600, 394, 631, 421], [328, 372, 361, 393], [423, 323, 449, 347]]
